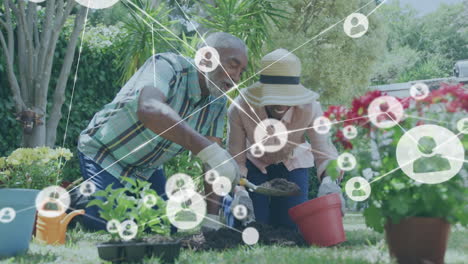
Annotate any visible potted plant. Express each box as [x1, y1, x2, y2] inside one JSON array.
[[0, 147, 74, 256], [325, 84, 468, 264], [89, 177, 181, 264]]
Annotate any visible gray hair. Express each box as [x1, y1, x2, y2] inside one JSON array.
[[198, 32, 248, 53]]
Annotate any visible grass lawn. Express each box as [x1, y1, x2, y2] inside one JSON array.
[[1, 214, 467, 264]]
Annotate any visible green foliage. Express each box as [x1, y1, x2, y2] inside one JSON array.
[[196, 0, 288, 86], [0, 147, 72, 189], [332, 88, 468, 232], [269, 0, 387, 106], [117, 0, 177, 83], [88, 177, 171, 241], [371, 1, 468, 84]]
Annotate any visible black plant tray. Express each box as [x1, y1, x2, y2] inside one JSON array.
[[97, 240, 181, 264]]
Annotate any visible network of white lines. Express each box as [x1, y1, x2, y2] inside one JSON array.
[[1, 0, 467, 247]]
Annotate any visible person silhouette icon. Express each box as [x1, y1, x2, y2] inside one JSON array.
[[463, 120, 468, 131], [1, 210, 11, 221], [199, 51, 213, 69], [84, 183, 93, 194], [342, 156, 352, 169], [346, 127, 355, 137], [413, 136, 451, 173], [352, 182, 366, 197], [376, 102, 397, 123], [263, 125, 281, 146], [43, 191, 61, 211], [350, 16, 366, 36]]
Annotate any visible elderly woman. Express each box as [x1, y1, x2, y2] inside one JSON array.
[[225, 49, 344, 230]]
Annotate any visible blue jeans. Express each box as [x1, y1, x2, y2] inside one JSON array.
[[246, 160, 309, 230], [77, 152, 169, 231]]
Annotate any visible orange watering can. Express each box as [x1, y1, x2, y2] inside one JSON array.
[[35, 209, 85, 245]]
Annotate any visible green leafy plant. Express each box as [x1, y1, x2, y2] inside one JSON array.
[[87, 177, 170, 241], [0, 147, 73, 189], [325, 84, 468, 232]]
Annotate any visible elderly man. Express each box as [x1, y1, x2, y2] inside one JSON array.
[[225, 49, 344, 229], [76, 32, 248, 231]]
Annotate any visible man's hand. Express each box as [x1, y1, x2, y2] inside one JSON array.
[[197, 143, 241, 185], [231, 189, 255, 226], [318, 176, 345, 216]]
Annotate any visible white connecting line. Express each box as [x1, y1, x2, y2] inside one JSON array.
[[56, 3, 92, 184], [17, 0, 393, 233], [123, 0, 266, 131]]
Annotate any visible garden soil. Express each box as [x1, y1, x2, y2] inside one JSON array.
[[180, 222, 307, 251]]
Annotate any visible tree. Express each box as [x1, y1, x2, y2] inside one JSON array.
[[269, 0, 387, 106], [0, 0, 87, 147]]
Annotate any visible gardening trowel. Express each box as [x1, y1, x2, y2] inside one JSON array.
[[239, 178, 301, 197]]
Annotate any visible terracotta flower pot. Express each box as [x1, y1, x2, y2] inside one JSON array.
[[288, 193, 346, 247], [385, 217, 450, 264]]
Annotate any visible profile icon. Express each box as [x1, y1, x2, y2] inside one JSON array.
[[313, 116, 331, 134], [457, 118, 468, 134], [80, 181, 96, 196], [43, 191, 61, 211], [344, 13, 369, 38], [368, 96, 404, 129], [343, 125, 357, 139], [0, 207, 15, 223], [195, 46, 220, 73], [376, 102, 397, 123], [351, 182, 366, 197], [263, 125, 281, 146], [410, 83, 429, 100], [413, 136, 451, 174], [199, 51, 213, 69], [250, 143, 265, 158], [345, 177, 371, 202]]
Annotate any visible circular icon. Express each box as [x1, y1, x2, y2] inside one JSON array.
[[233, 204, 248, 220], [205, 169, 219, 185], [106, 219, 120, 234], [457, 118, 468, 134], [345, 177, 371, 202], [396, 124, 465, 184], [212, 176, 232, 196], [250, 143, 265, 158], [166, 173, 196, 200], [337, 153, 357, 171], [143, 194, 157, 208], [343, 125, 358, 140], [75, 0, 120, 9], [119, 220, 138, 241], [195, 46, 220, 73], [242, 227, 259, 245], [254, 119, 288, 153], [368, 96, 404, 129], [343, 13, 369, 38], [166, 191, 206, 230], [313, 116, 332, 134], [79, 181, 96, 197], [410, 83, 430, 100], [35, 186, 70, 218], [0, 207, 16, 224]]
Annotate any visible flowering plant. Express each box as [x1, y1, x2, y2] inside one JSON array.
[[0, 147, 73, 189], [325, 84, 468, 232]]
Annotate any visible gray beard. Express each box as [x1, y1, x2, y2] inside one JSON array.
[[205, 74, 224, 98]]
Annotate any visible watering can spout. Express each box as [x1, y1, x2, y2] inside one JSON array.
[[60, 209, 85, 232]]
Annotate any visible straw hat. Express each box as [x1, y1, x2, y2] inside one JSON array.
[[243, 49, 318, 106]]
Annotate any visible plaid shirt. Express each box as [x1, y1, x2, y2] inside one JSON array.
[[78, 53, 227, 182]]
